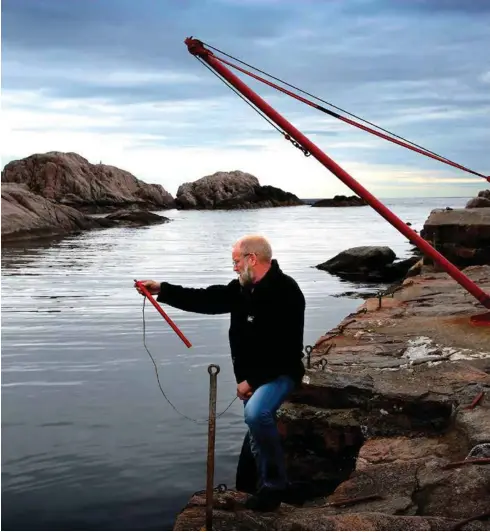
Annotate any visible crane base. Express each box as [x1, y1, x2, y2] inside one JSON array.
[[470, 312, 490, 326]]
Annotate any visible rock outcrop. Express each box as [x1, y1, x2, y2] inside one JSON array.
[[174, 265, 490, 531], [316, 246, 419, 282], [312, 195, 368, 207], [421, 208, 490, 267], [1, 152, 175, 213], [1, 184, 170, 243], [466, 189, 490, 209], [1, 183, 102, 242], [175, 492, 466, 531], [175, 171, 303, 210], [103, 209, 170, 227]]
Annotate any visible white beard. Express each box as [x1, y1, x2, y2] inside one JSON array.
[[238, 266, 254, 286]]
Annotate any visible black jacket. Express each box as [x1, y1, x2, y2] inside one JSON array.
[[157, 260, 305, 389]]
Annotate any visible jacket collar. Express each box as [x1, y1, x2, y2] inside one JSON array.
[[239, 259, 281, 294], [253, 259, 281, 288]]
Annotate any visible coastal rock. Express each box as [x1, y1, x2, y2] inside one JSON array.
[[311, 195, 368, 207], [1, 185, 170, 242], [1, 182, 101, 242], [406, 258, 424, 278], [175, 171, 303, 210], [316, 246, 419, 282], [466, 197, 490, 209], [421, 208, 490, 267], [103, 209, 170, 227], [174, 491, 462, 531], [317, 246, 396, 271], [331, 435, 490, 520], [1, 151, 175, 213], [466, 190, 490, 209]]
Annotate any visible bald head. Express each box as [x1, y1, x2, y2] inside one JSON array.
[[233, 235, 272, 264], [232, 235, 273, 286]]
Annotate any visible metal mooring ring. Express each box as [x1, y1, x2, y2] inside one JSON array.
[[208, 364, 220, 375]]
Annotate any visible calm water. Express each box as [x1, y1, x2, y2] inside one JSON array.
[[1, 197, 469, 530]]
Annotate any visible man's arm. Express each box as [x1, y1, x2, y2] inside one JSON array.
[[156, 281, 235, 315]]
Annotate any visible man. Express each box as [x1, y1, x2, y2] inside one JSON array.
[[135, 235, 305, 511]]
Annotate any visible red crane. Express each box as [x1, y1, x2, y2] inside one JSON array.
[[184, 37, 490, 324]]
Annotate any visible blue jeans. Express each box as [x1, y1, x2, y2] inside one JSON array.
[[243, 375, 295, 490]]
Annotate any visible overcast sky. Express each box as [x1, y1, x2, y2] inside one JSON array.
[[2, 0, 489, 198]]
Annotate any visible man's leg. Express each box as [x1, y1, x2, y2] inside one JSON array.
[[235, 430, 258, 494], [243, 375, 295, 509]]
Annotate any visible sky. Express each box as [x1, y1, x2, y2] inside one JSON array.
[[1, 0, 489, 198]]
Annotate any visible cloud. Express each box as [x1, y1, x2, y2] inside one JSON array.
[[1, 0, 489, 198], [380, 0, 490, 14]]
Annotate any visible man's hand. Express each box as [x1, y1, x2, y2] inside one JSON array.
[[135, 280, 161, 296], [237, 380, 253, 400]]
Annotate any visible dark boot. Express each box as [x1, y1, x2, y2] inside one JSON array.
[[280, 481, 311, 505], [236, 431, 258, 494]]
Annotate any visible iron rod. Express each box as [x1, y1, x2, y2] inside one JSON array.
[[206, 364, 220, 530]]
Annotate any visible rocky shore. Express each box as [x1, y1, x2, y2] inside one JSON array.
[[1, 182, 171, 243], [174, 264, 490, 531], [174, 189, 490, 531]]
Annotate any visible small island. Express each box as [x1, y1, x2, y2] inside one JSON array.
[[175, 170, 303, 210], [311, 195, 368, 207]]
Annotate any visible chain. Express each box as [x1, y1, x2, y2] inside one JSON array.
[[284, 134, 311, 156]]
